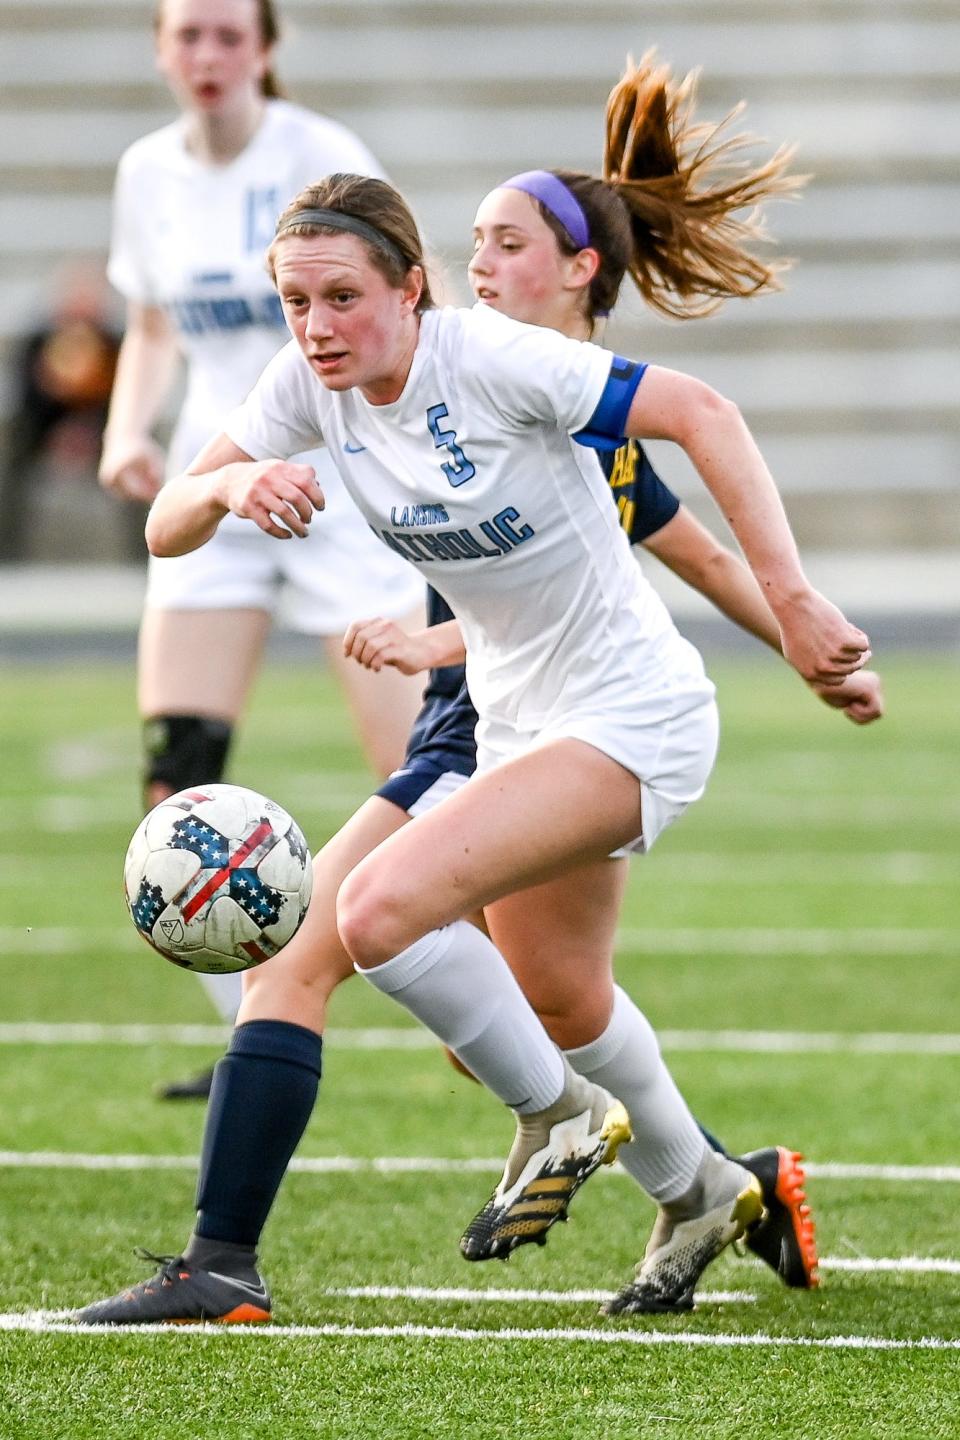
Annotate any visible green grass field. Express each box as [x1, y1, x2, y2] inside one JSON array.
[[1, 652, 958, 1439]]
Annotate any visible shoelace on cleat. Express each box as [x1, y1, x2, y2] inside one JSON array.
[[132, 1248, 190, 1288]]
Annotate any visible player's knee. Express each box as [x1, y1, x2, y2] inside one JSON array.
[[141, 714, 233, 810], [532, 977, 614, 1052], [336, 868, 406, 969]]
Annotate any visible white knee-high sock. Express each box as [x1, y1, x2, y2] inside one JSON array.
[[357, 920, 565, 1114], [564, 984, 707, 1202], [197, 971, 243, 1025]]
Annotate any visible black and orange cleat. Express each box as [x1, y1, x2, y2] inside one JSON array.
[[72, 1250, 271, 1326], [738, 1146, 819, 1288]]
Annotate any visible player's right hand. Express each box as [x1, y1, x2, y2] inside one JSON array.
[[98, 437, 165, 502], [809, 668, 885, 724], [343, 616, 436, 673], [221, 459, 324, 539]]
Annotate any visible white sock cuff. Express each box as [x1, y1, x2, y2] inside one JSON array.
[[564, 984, 650, 1075], [355, 926, 454, 995]]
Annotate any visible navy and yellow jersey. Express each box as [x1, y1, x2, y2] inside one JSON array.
[[375, 441, 682, 805], [391, 588, 477, 776], [599, 438, 680, 546]]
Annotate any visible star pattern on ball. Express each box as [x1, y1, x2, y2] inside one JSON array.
[[228, 868, 283, 927], [130, 878, 166, 937], [169, 817, 230, 868]]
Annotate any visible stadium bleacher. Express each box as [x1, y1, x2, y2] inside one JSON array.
[[0, 0, 957, 550]]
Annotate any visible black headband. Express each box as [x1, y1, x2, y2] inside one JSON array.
[[275, 207, 408, 269]]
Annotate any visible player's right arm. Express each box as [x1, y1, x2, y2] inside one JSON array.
[[344, 616, 466, 673], [621, 365, 870, 685], [146, 338, 327, 555], [98, 301, 178, 503], [643, 505, 884, 722], [145, 433, 323, 557]]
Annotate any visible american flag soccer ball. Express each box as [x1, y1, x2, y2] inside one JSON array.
[[124, 784, 313, 974]]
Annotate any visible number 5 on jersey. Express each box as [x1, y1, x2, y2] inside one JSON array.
[[426, 404, 476, 487]]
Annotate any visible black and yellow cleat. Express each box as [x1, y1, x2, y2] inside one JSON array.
[[72, 1250, 271, 1326], [739, 1146, 820, 1288], [461, 1087, 632, 1262], [604, 1161, 766, 1316]]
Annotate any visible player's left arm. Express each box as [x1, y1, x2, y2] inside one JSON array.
[[145, 432, 323, 557], [620, 364, 870, 685]]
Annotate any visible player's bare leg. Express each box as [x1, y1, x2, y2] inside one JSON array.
[[240, 796, 412, 1030], [487, 865, 763, 1300], [339, 740, 670, 1257], [484, 858, 629, 1051], [138, 606, 270, 739], [491, 865, 812, 1306]]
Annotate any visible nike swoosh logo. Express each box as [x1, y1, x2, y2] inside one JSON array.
[[207, 1271, 269, 1298], [343, 442, 367, 453]]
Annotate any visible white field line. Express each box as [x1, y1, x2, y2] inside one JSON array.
[[682, 795, 960, 827], [16, 793, 960, 830], [0, 1023, 436, 1049], [821, 1258, 960, 1275], [1, 925, 956, 958], [3, 851, 954, 888], [2, 1151, 960, 1187], [1, 1021, 959, 1057], [647, 852, 957, 886], [326, 1285, 755, 1305], [19, 782, 372, 832], [615, 928, 958, 957], [1, 1316, 958, 1351]]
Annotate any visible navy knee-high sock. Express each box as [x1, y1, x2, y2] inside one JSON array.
[[193, 1020, 322, 1247]]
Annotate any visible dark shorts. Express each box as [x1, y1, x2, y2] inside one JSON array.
[[374, 678, 478, 817], [375, 753, 473, 816]]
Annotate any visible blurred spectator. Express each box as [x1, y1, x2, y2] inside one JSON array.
[[0, 261, 146, 562]]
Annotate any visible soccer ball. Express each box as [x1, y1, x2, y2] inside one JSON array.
[[124, 784, 313, 974]]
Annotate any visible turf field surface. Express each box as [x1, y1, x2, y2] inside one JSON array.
[[0, 654, 957, 1439]]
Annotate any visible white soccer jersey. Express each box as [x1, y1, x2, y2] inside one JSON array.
[[227, 304, 713, 743], [109, 98, 383, 471], [109, 100, 422, 627]]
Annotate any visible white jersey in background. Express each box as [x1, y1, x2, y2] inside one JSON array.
[[109, 99, 421, 627], [227, 304, 718, 828]]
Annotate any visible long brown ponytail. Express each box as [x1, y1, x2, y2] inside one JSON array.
[[533, 52, 805, 323], [602, 51, 803, 318]]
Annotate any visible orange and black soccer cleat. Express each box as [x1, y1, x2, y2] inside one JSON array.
[[739, 1146, 820, 1288], [72, 1250, 271, 1325]]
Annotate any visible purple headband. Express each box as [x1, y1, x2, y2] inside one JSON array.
[[499, 170, 590, 250]]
